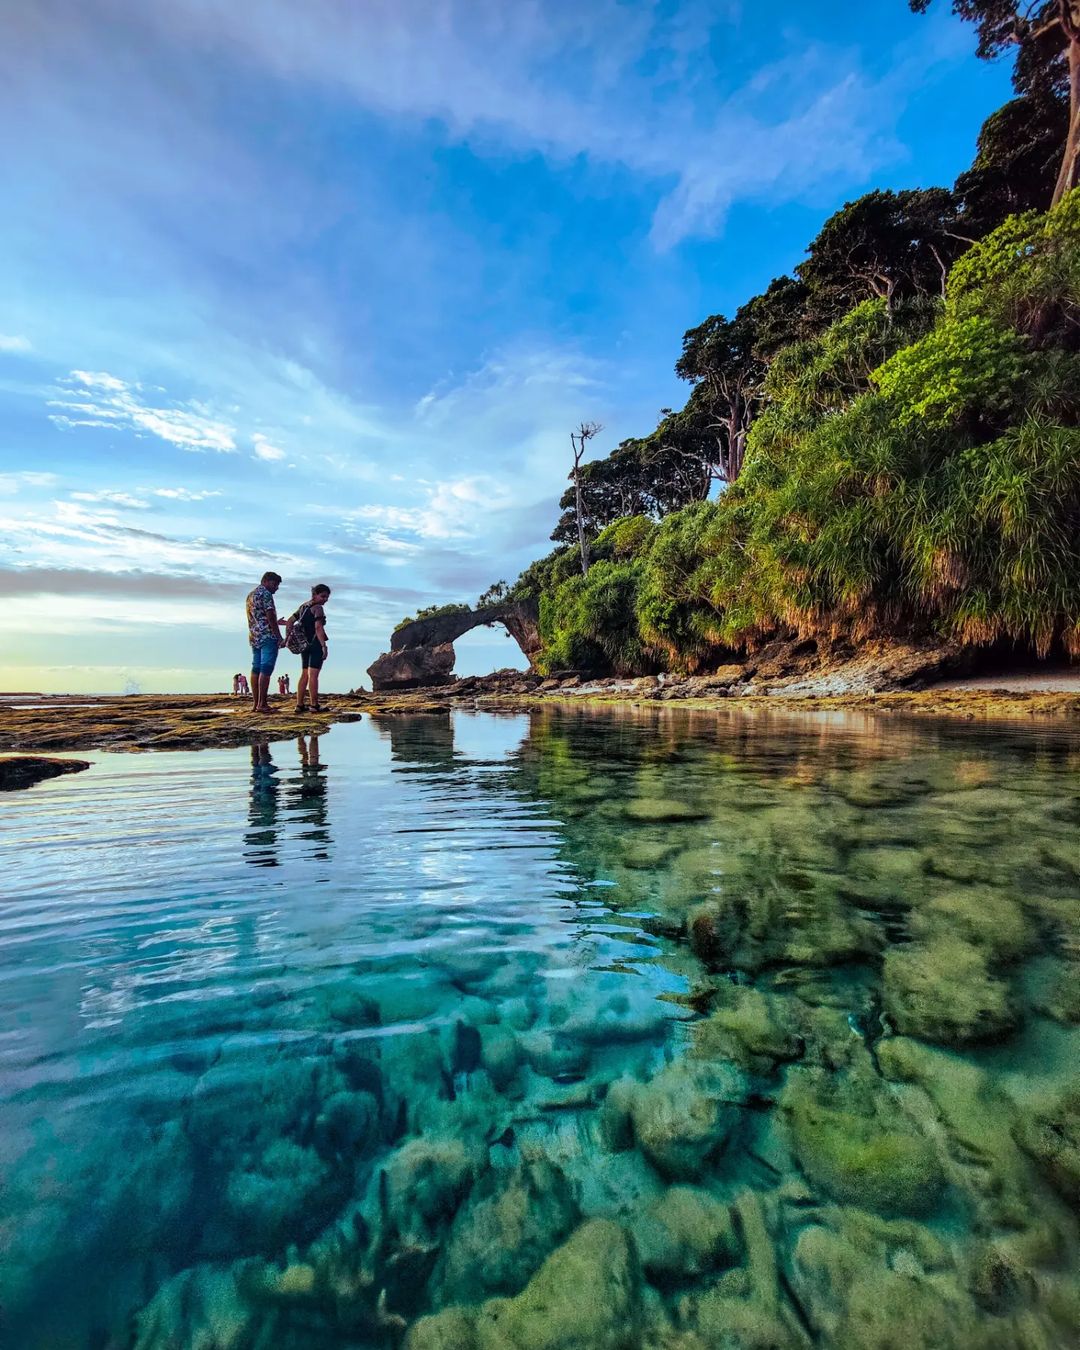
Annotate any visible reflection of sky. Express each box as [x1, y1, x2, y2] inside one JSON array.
[[2, 716, 658, 1082]]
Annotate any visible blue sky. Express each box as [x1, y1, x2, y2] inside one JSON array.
[[0, 0, 1010, 692]]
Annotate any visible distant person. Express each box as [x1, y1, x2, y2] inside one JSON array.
[[237, 673, 250, 697], [282, 672, 291, 697], [287, 584, 331, 712], [232, 673, 242, 696], [245, 571, 285, 714], [277, 675, 286, 698]]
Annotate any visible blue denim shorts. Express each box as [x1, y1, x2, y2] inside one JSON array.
[[250, 638, 279, 677]]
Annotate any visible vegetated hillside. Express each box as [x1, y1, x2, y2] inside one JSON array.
[[481, 66, 1080, 677]]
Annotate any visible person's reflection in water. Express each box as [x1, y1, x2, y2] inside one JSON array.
[[244, 741, 281, 867], [296, 733, 331, 861]]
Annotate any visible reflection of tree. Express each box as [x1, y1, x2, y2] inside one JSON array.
[[244, 742, 280, 868]]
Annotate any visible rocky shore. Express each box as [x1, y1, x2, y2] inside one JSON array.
[[1, 665, 1077, 757]]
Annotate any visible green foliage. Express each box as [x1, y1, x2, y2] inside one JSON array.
[[394, 602, 471, 633], [476, 581, 509, 609], [593, 514, 658, 560], [947, 188, 1080, 340], [511, 189, 1080, 674], [872, 316, 1030, 428], [537, 560, 654, 676]]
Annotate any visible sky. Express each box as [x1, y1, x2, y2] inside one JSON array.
[[0, 0, 1012, 693]]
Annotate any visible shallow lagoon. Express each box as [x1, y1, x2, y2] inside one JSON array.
[[2, 706, 1079, 1349]]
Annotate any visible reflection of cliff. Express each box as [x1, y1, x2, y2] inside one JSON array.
[[368, 712, 458, 771]]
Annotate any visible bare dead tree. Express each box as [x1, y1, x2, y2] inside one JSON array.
[[570, 421, 602, 574]]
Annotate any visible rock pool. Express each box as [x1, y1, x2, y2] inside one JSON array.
[[2, 706, 1078, 1349]]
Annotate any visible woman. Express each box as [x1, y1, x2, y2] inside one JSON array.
[[288, 584, 331, 712]]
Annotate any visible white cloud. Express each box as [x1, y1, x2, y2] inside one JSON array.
[[0, 471, 59, 494], [71, 489, 150, 509], [49, 371, 237, 452], [252, 433, 286, 461], [0, 334, 32, 354], [140, 0, 925, 248], [150, 487, 223, 501]]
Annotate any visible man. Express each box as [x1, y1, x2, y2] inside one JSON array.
[[245, 571, 285, 714]]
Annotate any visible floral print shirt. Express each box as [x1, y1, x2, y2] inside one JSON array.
[[246, 585, 277, 645]]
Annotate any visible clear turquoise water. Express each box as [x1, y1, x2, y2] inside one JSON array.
[[1, 707, 1078, 1349]]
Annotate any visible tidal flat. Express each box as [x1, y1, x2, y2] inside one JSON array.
[[2, 706, 1078, 1349]]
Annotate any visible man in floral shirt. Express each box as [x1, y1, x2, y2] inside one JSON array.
[[245, 571, 284, 713]]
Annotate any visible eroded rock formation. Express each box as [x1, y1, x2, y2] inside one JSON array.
[[367, 600, 541, 691]]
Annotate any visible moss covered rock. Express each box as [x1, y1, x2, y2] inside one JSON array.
[[691, 986, 801, 1071], [474, 1219, 642, 1349], [625, 797, 709, 823], [1013, 1088, 1080, 1202], [634, 1186, 737, 1286], [435, 1160, 579, 1303], [630, 1061, 749, 1181], [782, 1075, 944, 1216], [883, 938, 1018, 1046]]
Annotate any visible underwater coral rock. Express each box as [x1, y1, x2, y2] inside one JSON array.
[[782, 1074, 944, 1216], [630, 1061, 749, 1181], [434, 1159, 579, 1303], [883, 937, 1018, 1045]]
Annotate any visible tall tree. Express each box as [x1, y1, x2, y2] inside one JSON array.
[[954, 90, 1071, 232], [675, 304, 766, 484], [911, 1, 1080, 204], [569, 421, 602, 574]]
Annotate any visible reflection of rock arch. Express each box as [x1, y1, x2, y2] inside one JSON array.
[[367, 600, 541, 690]]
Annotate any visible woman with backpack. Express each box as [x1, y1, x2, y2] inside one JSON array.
[[285, 584, 331, 712]]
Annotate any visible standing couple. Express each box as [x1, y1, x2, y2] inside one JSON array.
[[245, 571, 331, 714]]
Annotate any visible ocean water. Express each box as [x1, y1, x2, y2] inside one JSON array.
[[1, 706, 1078, 1349]]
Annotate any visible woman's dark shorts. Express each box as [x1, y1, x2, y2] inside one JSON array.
[[302, 643, 325, 670]]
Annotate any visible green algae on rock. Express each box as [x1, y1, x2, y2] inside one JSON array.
[[883, 938, 1019, 1045], [782, 1073, 944, 1217], [629, 1061, 750, 1181]]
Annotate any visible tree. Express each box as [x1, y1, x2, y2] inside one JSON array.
[[911, 1, 1080, 204], [798, 189, 964, 321], [954, 91, 1071, 233], [675, 306, 765, 483], [569, 421, 602, 574]]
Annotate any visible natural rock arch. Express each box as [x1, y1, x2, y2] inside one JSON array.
[[366, 599, 541, 690]]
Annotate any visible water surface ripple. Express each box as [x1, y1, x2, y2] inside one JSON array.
[[1, 707, 1078, 1349]]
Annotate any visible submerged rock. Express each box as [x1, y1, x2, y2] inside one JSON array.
[[407, 1219, 641, 1350], [434, 1159, 579, 1303], [782, 1074, 944, 1217], [883, 938, 1018, 1046], [625, 797, 709, 823], [224, 1138, 335, 1250], [475, 1218, 642, 1349], [379, 1135, 479, 1247], [1013, 1088, 1080, 1202], [634, 1185, 738, 1286], [134, 1263, 256, 1350], [691, 985, 802, 1072], [630, 1061, 749, 1181]]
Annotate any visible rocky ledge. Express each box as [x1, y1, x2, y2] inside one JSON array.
[[0, 696, 363, 753], [0, 755, 91, 790]]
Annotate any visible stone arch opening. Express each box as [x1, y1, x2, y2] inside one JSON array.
[[366, 599, 541, 690]]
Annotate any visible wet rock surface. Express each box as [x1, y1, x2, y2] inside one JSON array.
[[0, 754, 90, 789]]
